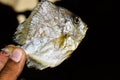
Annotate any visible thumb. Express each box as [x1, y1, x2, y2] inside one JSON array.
[[0, 45, 26, 80]]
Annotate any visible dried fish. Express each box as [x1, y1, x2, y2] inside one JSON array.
[[14, 0, 88, 70]]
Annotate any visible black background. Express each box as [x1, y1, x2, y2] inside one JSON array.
[[0, 0, 116, 80]]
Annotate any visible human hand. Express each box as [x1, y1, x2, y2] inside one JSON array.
[[0, 45, 26, 80]]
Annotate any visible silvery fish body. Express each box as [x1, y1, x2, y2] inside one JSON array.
[[14, 0, 88, 70]]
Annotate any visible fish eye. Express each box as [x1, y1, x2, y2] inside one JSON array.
[[74, 17, 80, 24]]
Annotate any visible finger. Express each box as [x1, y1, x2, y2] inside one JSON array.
[[0, 51, 9, 71], [0, 45, 18, 71], [0, 46, 27, 80]]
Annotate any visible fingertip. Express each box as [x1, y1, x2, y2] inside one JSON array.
[[2, 45, 27, 62]]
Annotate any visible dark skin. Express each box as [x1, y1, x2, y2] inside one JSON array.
[[0, 45, 26, 80]]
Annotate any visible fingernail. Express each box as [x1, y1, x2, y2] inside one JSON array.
[[1, 45, 15, 55], [10, 49, 22, 62], [1, 48, 11, 55]]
